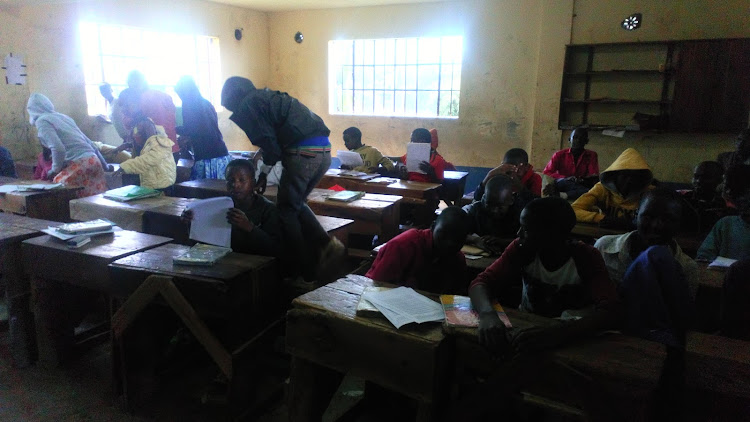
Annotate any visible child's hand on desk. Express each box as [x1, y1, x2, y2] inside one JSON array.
[[479, 235, 507, 255], [227, 208, 254, 232], [478, 312, 510, 354], [418, 161, 436, 178], [46, 171, 59, 181], [340, 164, 352, 170]]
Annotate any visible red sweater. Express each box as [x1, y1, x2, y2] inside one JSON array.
[[366, 228, 468, 294], [520, 167, 542, 197], [543, 149, 599, 180], [470, 239, 618, 317], [401, 150, 447, 183]]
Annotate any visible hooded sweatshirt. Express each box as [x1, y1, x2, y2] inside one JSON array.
[[27, 93, 107, 174], [119, 134, 176, 189], [572, 148, 653, 223]]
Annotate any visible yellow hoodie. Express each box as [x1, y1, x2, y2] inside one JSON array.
[[120, 134, 176, 189], [572, 148, 653, 223]]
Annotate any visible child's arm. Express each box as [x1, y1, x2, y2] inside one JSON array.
[[696, 221, 721, 261], [571, 184, 605, 223], [542, 153, 565, 179], [35, 119, 67, 174], [228, 207, 283, 257]]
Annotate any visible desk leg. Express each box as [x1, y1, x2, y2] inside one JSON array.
[[32, 277, 72, 368], [287, 356, 342, 422], [2, 247, 34, 368]]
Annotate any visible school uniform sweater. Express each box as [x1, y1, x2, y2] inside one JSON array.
[[696, 216, 750, 261], [543, 149, 599, 179], [366, 229, 467, 294], [470, 239, 618, 318], [231, 194, 283, 257]]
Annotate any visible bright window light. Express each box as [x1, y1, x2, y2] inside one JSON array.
[[328, 36, 463, 118], [79, 22, 222, 116]]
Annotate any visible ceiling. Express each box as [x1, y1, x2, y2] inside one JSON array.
[[204, 0, 446, 12]]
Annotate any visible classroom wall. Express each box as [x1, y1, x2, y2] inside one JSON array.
[[0, 0, 268, 161], [533, 0, 750, 183], [266, 0, 547, 168]]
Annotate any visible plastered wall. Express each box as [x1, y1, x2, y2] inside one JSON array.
[[0, 0, 268, 160], [551, 0, 750, 182], [267, 0, 547, 167]]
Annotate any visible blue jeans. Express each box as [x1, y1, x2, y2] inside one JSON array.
[[620, 245, 693, 346], [554, 178, 590, 200], [278, 149, 332, 281]]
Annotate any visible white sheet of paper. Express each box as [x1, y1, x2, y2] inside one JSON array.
[[362, 286, 444, 328], [0, 185, 19, 193], [406, 143, 431, 174], [3, 53, 27, 85], [337, 150, 364, 168], [602, 129, 626, 138], [709, 256, 738, 269], [186, 197, 234, 248]]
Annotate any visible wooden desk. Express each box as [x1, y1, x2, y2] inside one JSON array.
[[319, 172, 441, 206], [315, 215, 354, 247], [442, 171, 468, 206], [0, 177, 82, 222], [447, 319, 750, 420], [108, 244, 279, 416], [571, 223, 625, 239], [318, 169, 379, 191], [69, 194, 197, 232], [286, 276, 449, 421], [22, 230, 172, 367], [173, 178, 227, 199], [0, 214, 60, 367]]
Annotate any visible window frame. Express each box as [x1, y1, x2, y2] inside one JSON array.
[[328, 36, 463, 119], [79, 22, 222, 117]]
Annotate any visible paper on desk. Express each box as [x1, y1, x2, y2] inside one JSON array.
[[185, 196, 233, 247], [709, 256, 738, 269], [362, 286, 445, 328], [337, 150, 364, 168], [0, 185, 19, 193], [406, 143, 431, 174]]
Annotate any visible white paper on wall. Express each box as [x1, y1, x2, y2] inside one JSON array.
[[3, 53, 27, 85]]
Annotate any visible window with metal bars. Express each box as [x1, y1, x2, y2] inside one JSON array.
[[328, 36, 462, 118], [79, 22, 222, 116]]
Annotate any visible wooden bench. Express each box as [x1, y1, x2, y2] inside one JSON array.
[[21, 230, 172, 367], [0, 177, 82, 222]]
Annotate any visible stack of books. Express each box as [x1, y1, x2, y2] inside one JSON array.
[[103, 185, 161, 202], [42, 219, 116, 248], [326, 190, 365, 202]]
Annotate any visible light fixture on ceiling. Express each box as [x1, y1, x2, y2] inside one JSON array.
[[621, 13, 642, 31], [294, 31, 304, 44]]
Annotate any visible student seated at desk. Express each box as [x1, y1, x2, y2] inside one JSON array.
[[341, 127, 394, 174], [397, 128, 448, 183], [594, 189, 696, 346], [542, 127, 599, 201], [572, 147, 654, 230], [469, 196, 619, 358], [0, 144, 17, 178], [428, 128, 455, 170], [183, 159, 282, 257], [697, 165, 750, 262], [366, 206, 469, 294], [462, 174, 532, 254], [678, 161, 730, 235], [474, 148, 541, 200], [117, 118, 177, 190]]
